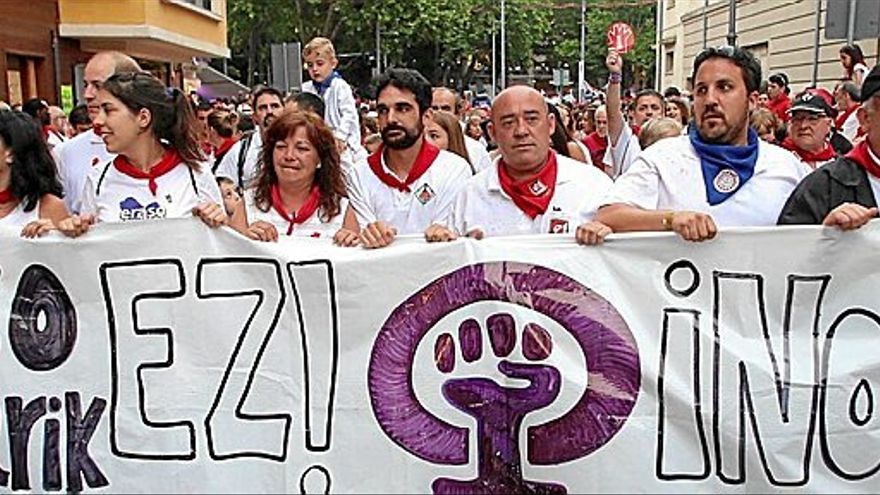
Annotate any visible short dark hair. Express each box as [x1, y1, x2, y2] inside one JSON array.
[[195, 101, 212, 113], [68, 104, 91, 127], [692, 45, 762, 94], [839, 81, 860, 101], [252, 86, 284, 105], [21, 98, 48, 119], [375, 68, 432, 114], [634, 89, 664, 108], [0, 111, 63, 211], [291, 91, 326, 117]]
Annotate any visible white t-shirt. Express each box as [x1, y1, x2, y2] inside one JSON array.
[[346, 148, 472, 234], [602, 135, 807, 227], [215, 130, 263, 189], [243, 188, 347, 239], [464, 136, 490, 173], [841, 110, 860, 143], [604, 124, 641, 178], [452, 154, 612, 237], [0, 201, 39, 228], [55, 129, 115, 214], [303, 76, 362, 155], [81, 160, 222, 223]]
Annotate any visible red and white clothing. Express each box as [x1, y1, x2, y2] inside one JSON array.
[[0, 196, 39, 229], [780, 137, 836, 170], [215, 130, 263, 189], [602, 135, 807, 226], [452, 152, 612, 237], [862, 142, 880, 202], [55, 128, 115, 214], [767, 93, 792, 123], [243, 187, 347, 239], [80, 150, 222, 223], [836, 105, 860, 143], [604, 124, 641, 178], [346, 139, 472, 234]]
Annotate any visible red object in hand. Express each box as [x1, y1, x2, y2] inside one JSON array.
[[607, 22, 636, 54]]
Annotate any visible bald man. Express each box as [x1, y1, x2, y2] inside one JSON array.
[[56, 51, 141, 213], [425, 86, 613, 245], [432, 87, 492, 171]]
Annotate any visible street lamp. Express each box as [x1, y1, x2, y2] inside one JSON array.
[[500, 0, 506, 90]]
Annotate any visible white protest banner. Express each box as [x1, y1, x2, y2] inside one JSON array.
[[1, 219, 879, 493]]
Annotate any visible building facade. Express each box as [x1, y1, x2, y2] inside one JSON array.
[[659, 0, 879, 94]]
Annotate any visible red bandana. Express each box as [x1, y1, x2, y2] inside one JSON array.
[[845, 140, 880, 180], [270, 183, 321, 235], [835, 105, 858, 130], [780, 137, 836, 164], [41, 125, 52, 141], [497, 151, 558, 219], [113, 148, 183, 196], [214, 138, 237, 160], [0, 188, 14, 204], [367, 139, 440, 192]]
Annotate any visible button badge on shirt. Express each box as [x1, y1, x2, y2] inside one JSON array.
[[529, 179, 549, 196], [415, 183, 436, 205], [713, 169, 740, 193]]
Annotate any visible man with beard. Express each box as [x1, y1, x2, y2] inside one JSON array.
[[596, 45, 806, 242], [780, 91, 838, 170], [346, 68, 472, 248], [55, 51, 141, 213], [215, 86, 284, 189]]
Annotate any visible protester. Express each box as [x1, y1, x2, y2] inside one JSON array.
[[59, 71, 225, 236], [228, 111, 359, 244], [778, 65, 880, 228], [840, 43, 869, 86], [56, 51, 142, 214], [67, 104, 92, 137], [596, 45, 806, 241], [548, 103, 591, 164], [206, 110, 238, 172], [780, 92, 838, 170], [638, 117, 683, 150], [750, 108, 781, 144], [426, 110, 473, 172], [286, 91, 326, 117], [835, 81, 861, 143], [0, 110, 68, 237], [605, 48, 665, 177], [766, 72, 792, 123], [301, 37, 364, 163], [582, 105, 610, 174], [47, 106, 68, 147], [215, 86, 284, 189], [216, 176, 241, 217], [346, 68, 471, 249], [665, 97, 690, 131], [432, 87, 491, 171], [423, 86, 613, 244]]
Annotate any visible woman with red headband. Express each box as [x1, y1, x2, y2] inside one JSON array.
[[228, 110, 359, 245]]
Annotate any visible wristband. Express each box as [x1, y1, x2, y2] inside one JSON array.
[[661, 211, 675, 230], [608, 72, 622, 84]]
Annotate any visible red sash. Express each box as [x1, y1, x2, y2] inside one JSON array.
[[780, 137, 836, 164], [497, 151, 558, 219], [113, 148, 182, 196], [846, 140, 880, 179], [367, 139, 440, 192], [270, 183, 321, 235], [835, 105, 858, 130], [214, 138, 237, 160]]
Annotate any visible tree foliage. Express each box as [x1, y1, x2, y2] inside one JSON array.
[[224, 0, 655, 94]]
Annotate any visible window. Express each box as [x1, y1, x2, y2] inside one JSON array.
[[182, 0, 212, 10], [665, 50, 674, 75]]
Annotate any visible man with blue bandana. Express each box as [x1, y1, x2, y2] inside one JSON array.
[[596, 45, 807, 242]]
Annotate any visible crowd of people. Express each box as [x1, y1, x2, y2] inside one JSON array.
[[1, 38, 877, 246]]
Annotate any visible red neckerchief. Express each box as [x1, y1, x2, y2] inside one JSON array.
[[768, 94, 791, 122], [780, 137, 836, 163], [367, 139, 440, 192], [113, 148, 183, 196], [497, 151, 558, 219], [583, 132, 608, 169], [270, 183, 321, 235], [214, 137, 237, 161], [835, 104, 858, 129], [41, 125, 51, 141], [631, 124, 641, 137], [846, 140, 880, 179], [0, 187, 14, 204]]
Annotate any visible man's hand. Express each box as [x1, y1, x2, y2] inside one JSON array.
[[823, 203, 878, 230], [333, 227, 360, 247], [575, 221, 613, 245], [424, 224, 458, 243], [360, 220, 397, 249], [669, 211, 717, 242], [247, 221, 279, 242], [192, 202, 227, 228], [606, 49, 622, 75], [57, 214, 95, 238]]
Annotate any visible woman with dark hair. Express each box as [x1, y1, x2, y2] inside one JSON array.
[[548, 103, 591, 165], [207, 109, 238, 171], [840, 44, 869, 86], [0, 110, 68, 237], [426, 110, 473, 173], [229, 110, 359, 245], [59, 71, 226, 236], [665, 97, 690, 132]]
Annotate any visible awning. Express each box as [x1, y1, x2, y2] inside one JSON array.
[[195, 64, 249, 100]]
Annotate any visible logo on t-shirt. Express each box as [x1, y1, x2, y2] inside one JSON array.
[[119, 197, 167, 221], [529, 179, 549, 196], [415, 183, 436, 205], [549, 218, 569, 234]]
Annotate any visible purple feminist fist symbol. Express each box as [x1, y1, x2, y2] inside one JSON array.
[[368, 262, 640, 494]]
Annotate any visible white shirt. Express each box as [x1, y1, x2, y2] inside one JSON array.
[[46, 130, 65, 150], [303, 76, 362, 156], [215, 130, 263, 189], [864, 144, 880, 204], [841, 109, 860, 143], [604, 124, 641, 178], [346, 148, 472, 234], [243, 189, 347, 239], [81, 160, 222, 223], [464, 136, 490, 173], [453, 154, 612, 237], [55, 129, 114, 214], [602, 135, 807, 227], [0, 201, 39, 228]]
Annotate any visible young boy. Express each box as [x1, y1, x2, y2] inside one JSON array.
[[301, 37, 364, 166]]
